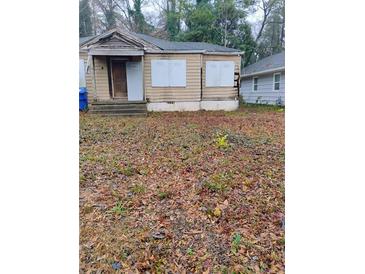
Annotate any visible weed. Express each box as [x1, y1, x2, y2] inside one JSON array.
[[231, 233, 242, 254], [216, 134, 229, 149], [186, 247, 194, 256], [130, 184, 146, 194], [83, 205, 94, 214], [204, 180, 227, 192], [138, 167, 149, 176], [121, 166, 136, 176], [204, 172, 233, 192], [111, 202, 126, 215], [157, 191, 170, 200]]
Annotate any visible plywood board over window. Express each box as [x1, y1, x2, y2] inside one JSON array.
[[151, 60, 169, 87], [206, 61, 235, 87], [169, 60, 186, 87], [151, 60, 186, 87], [79, 59, 86, 88]]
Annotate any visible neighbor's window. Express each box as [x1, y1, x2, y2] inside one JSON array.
[[273, 73, 281, 91], [253, 77, 258, 91]]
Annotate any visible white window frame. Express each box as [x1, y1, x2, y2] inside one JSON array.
[[252, 77, 258, 91], [273, 72, 281, 91]]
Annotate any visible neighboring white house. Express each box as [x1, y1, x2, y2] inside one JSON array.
[[240, 51, 285, 105]]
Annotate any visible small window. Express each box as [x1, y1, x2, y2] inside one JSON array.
[[253, 77, 258, 91], [273, 73, 281, 91]]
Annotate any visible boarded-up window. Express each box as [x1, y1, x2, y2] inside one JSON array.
[[79, 59, 86, 88], [206, 61, 235, 87], [151, 60, 169, 87], [151, 60, 186, 87], [169, 60, 186, 86]]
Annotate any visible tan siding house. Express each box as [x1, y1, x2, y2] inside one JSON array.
[[79, 28, 242, 112]]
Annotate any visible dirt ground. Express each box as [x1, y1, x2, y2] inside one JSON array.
[[79, 105, 285, 273]]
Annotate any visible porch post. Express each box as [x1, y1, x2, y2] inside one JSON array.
[[142, 55, 145, 101], [92, 55, 97, 101]]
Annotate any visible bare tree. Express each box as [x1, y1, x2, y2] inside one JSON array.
[[254, 0, 279, 42]]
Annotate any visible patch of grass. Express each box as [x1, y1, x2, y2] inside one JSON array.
[[154, 258, 167, 273], [157, 191, 171, 200], [138, 167, 149, 176], [111, 202, 126, 215], [231, 233, 242, 254], [83, 204, 94, 214], [121, 165, 136, 176], [79, 173, 86, 185], [204, 172, 233, 192], [186, 247, 194, 256], [204, 180, 227, 192], [130, 184, 146, 194]]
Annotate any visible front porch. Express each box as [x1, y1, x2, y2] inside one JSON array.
[[82, 30, 154, 105], [89, 54, 145, 103]]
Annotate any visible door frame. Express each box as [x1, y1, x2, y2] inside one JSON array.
[[110, 57, 128, 99]]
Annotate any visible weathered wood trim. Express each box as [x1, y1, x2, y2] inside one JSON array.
[[203, 52, 243, 56], [89, 49, 144, 56], [92, 56, 97, 101], [142, 55, 146, 101], [106, 56, 112, 98]]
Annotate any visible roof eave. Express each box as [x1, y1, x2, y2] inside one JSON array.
[[203, 51, 243, 55], [241, 66, 285, 78], [145, 49, 242, 55]]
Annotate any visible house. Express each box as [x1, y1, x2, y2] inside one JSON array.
[[240, 51, 285, 105], [79, 28, 242, 114]]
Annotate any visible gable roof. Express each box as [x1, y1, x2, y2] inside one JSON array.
[[79, 35, 96, 46], [80, 29, 241, 53], [242, 51, 285, 76]]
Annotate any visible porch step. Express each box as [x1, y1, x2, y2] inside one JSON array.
[[92, 100, 147, 105], [89, 101, 147, 116]]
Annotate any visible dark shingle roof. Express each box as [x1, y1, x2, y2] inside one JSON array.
[[79, 32, 240, 53], [242, 51, 285, 75], [79, 35, 97, 45], [134, 33, 240, 52]]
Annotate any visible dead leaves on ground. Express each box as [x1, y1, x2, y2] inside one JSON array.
[[80, 107, 285, 273]]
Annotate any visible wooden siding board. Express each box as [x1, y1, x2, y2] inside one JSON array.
[[80, 50, 242, 104], [144, 53, 201, 102], [202, 54, 241, 100]]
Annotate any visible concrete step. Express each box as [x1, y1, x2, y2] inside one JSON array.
[[90, 108, 146, 114], [90, 104, 147, 110], [91, 112, 147, 117], [89, 101, 147, 116], [92, 100, 147, 105]]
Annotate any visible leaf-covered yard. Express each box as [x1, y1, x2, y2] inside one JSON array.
[[80, 106, 285, 273]]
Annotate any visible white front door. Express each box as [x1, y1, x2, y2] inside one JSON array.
[[126, 61, 143, 101]]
